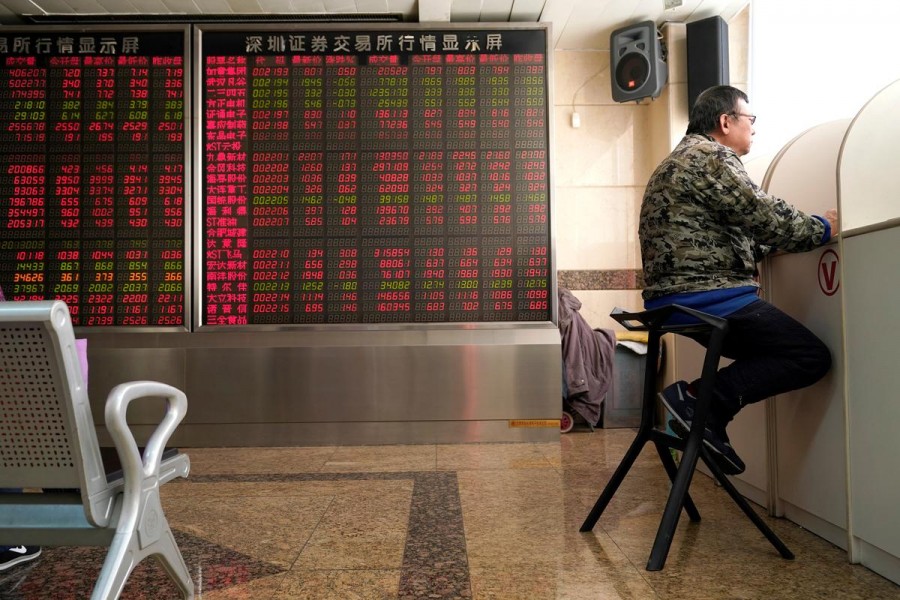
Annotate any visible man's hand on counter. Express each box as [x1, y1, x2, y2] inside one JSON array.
[[824, 208, 840, 238]]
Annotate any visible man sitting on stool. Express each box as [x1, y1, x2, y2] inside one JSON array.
[[639, 85, 837, 475]]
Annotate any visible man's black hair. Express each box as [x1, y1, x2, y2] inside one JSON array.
[[686, 85, 749, 135]]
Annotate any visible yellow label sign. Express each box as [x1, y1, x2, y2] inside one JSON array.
[[508, 419, 560, 428]]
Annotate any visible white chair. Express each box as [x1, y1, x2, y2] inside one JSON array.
[[0, 300, 193, 599]]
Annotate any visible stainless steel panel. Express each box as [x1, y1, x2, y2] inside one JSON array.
[[183, 343, 557, 422], [82, 324, 561, 446], [87, 347, 186, 424], [96, 419, 560, 447]]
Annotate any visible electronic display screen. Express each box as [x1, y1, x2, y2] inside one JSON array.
[[201, 27, 552, 325], [0, 29, 188, 326]]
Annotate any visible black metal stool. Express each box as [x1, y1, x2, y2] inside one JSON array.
[[579, 305, 794, 571]]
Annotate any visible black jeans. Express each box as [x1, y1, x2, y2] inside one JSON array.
[[685, 299, 831, 426]]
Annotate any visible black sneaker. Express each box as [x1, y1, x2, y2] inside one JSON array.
[[660, 381, 746, 475], [706, 423, 746, 475], [668, 419, 746, 475], [0, 546, 41, 571], [659, 381, 697, 431]]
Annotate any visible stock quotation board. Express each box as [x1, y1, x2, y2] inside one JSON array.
[[201, 26, 552, 325], [0, 29, 187, 326]]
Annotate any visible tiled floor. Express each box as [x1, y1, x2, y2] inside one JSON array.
[[2, 429, 899, 599]]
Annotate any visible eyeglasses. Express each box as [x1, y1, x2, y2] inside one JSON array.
[[730, 112, 757, 125]]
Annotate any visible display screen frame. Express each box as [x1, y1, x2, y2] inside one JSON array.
[[194, 22, 558, 330], [0, 24, 193, 332]]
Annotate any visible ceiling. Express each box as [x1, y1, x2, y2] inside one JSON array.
[[0, 0, 748, 50]]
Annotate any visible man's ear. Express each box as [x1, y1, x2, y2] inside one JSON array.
[[717, 113, 731, 134]]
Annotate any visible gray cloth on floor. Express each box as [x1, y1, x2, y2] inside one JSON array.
[[558, 287, 616, 425]]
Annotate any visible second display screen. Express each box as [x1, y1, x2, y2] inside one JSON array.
[[202, 27, 552, 325]]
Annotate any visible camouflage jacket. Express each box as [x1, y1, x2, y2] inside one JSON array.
[[639, 134, 827, 300]]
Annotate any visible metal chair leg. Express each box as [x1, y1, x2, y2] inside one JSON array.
[[646, 418, 706, 571], [579, 430, 650, 532], [653, 438, 701, 522], [700, 451, 794, 560]]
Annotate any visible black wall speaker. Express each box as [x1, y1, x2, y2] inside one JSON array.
[[610, 20, 668, 103], [686, 16, 730, 112]]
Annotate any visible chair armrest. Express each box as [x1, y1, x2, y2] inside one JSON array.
[[104, 381, 189, 487]]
